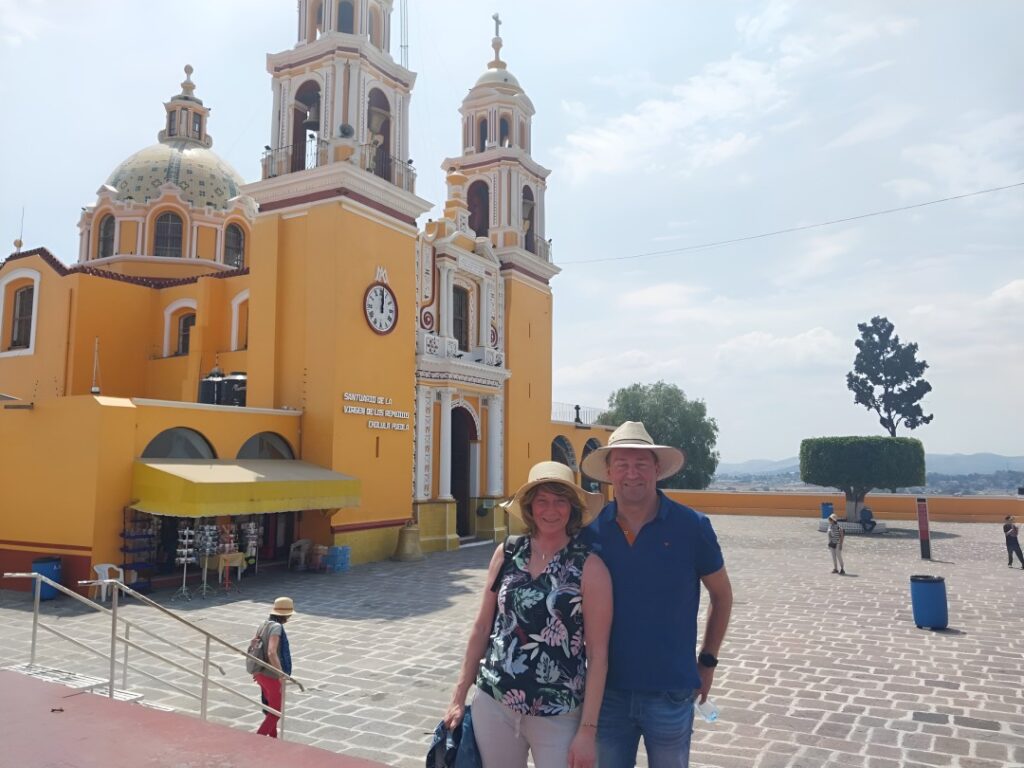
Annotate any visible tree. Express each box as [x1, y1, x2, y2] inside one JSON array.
[[800, 436, 925, 519], [596, 381, 719, 489], [847, 316, 933, 437]]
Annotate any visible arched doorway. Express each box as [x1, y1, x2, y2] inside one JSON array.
[[581, 438, 603, 493], [551, 435, 578, 472], [451, 406, 477, 537], [292, 80, 322, 172]]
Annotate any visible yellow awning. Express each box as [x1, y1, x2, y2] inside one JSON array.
[[131, 459, 361, 518]]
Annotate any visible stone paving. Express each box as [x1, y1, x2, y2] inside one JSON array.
[[2, 515, 1023, 768]]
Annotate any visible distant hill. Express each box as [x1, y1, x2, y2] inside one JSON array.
[[716, 453, 1024, 477]]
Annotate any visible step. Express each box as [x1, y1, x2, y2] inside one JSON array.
[[3, 663, 145, 702]]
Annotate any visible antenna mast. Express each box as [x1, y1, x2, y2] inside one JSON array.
[[400, 0, 409, 68]]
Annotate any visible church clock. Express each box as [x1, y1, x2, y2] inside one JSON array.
[[364, 282, 398, 334]]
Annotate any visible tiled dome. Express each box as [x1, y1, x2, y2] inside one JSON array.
[[105, 141, 246, 211]]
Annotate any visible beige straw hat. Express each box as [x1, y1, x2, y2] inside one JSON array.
[[581, 421, 686, 483], [502, 461, 604, 525], [269, 596, 295, 616]]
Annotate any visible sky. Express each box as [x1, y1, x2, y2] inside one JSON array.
[[1, 0, 1021, 462]]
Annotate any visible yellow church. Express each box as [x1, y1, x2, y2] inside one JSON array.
[[0, 1, 609, 592]]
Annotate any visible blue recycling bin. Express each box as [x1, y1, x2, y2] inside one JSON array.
[[910, 575, 947, 630], [31, 556, 62, 600], [820, 502, 833, 519]]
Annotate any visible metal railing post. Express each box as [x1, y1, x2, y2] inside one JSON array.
[[200, 635, 211, 721], [30, 576, 40, 666], [108, 586, 119, 698], [280, 681, 287, 740], [122, 624, 130, 689]]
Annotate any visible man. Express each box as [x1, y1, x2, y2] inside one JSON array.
[[579, 421, 733, 768], [1004, 516, 1024, 569]]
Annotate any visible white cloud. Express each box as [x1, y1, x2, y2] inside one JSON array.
[[825, 104, 916, 149], [884, 177, 933, 200], [560, 100, 589, 123], [985, 279, 1024, 307], [556, 56, 785, 183], [716, 327, 844, 372], [775, 229, 860, 286], [901, 113, 1024, 201], [0, 0, 45, 46], [777, 15, 917, 71], [737, 0, 795, 45]]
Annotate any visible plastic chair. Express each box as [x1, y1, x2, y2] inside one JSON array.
[[93, 563, 125, 601], [289, 539, 312, 571]]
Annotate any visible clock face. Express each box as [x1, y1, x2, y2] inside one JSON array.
[[364, 282, 398, 334]]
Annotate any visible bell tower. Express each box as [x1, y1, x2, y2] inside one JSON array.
[[260, 0, 414, 188], [442, 14, 554, 273]]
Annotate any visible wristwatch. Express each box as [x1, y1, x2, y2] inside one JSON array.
[[697, 651, 719, 668]]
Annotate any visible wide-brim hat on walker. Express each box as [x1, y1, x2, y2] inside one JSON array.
[[501, 461, 604, 526], [580, 421, 686, 483], [828, 513, 839, 522], [269, 596, 295, 616]]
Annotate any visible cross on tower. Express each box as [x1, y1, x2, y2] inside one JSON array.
[[492, 13, 501, 37]]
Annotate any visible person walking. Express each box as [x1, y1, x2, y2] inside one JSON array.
[[578, 421, 733, 768], [252, 596, 294, 738], [1004, 516, 1024, 569], [444, 461, 613, 768], [828, 513, 845, 575]]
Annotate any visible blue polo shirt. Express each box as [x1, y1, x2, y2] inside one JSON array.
[[579, 492, 724, 691]]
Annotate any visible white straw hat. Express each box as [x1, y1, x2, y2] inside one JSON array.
[[502, 461, 604, 525], [581, 421, 686, 483]]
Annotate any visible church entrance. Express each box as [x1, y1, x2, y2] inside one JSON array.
[[451, 407, 475, 537]]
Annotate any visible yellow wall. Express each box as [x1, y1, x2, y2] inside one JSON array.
[[664, 489, 1021, 524], [118, 221, 138, 255], [196, 225, 217, 261], [503, 274, 554, 497]]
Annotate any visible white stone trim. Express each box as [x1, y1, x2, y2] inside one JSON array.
[[162, 298, 198, 358], [230, 289, 250, 351], [0, 268, 41, 358], [132, 398, 301, 417]]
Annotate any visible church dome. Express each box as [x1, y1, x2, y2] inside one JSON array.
[[473, 67, 521, 91], [105, 141, 245, 211]]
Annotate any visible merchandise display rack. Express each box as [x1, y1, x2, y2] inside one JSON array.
[[120, 507, 159, 592], [173, 522, 196, 601]]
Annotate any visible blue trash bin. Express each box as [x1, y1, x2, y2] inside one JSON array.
[[820, 502, 833, 519], [31, 556, 62, 601], [910, 575, 947, 630]]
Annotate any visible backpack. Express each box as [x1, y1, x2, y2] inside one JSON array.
[[245, 620, 272, 674]]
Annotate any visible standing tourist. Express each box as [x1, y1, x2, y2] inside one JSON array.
[[828, 513, 846, 575], [1004, 515, 1024, 569], [445, 461, 612, 768], [579, 421, 733, 768]]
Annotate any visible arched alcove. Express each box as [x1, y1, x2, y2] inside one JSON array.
[[141, 427, 217, 459], [467, 180, 490, 237]]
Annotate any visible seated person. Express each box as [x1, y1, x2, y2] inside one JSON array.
[[859, 506, 877, 532]]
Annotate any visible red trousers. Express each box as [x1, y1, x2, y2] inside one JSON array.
[[255, 673, 282, 737]]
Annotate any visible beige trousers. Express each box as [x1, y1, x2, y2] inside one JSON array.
[[471, 687, 581, 768]]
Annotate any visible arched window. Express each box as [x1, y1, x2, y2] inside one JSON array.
[[10, 285, 33, 349], [142, 427, 216, 459], [467, 180, 489, 237], [224, 223, 245, 268], [176, 312, 195, 355], [477, 118, 488, 153], [499, 117, 511, 148], [367, 88, 392, 181], [154, 212, 183, 258], [167, 110, 177, 137], [452, 286, 470, 351], [522, 186, 536, 254], [337, 0, 354, 32], [98, 215, 115, 259], [237, 432, 295, 460], [580, 438, 602, 493]]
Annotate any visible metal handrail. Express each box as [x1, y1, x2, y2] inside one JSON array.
[[4, 573, 304, 738]]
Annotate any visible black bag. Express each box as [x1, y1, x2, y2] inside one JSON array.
[[828, 542, 837, 549], [489, 535, 523, 593], [245, 621, 271, 674]]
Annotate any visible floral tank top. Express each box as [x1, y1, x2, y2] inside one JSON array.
[[477, 536, 591, 716]]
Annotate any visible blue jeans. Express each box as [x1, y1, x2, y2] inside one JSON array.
[[596, 687, 698, 768]]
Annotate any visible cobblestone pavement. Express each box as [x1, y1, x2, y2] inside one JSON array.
[[3, 515, 1023, 767]]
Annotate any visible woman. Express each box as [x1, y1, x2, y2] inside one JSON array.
[[445, 461, 612, 768], [253, 596, 294, 738], [828, 513, 845, 575]]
